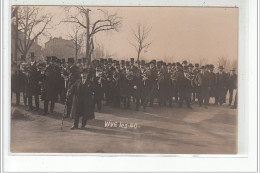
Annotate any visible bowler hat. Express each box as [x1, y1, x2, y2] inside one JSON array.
[[108, 58, 112, 63], [218, 65, 224, 69], [130, 58, 134, 63], [126, 61, 130, 66], [176, 62, 181, 67], [150, 60, 156, 65], [200, 66, 205, 69], [182, 60, 187, 65], [195, 63, 199, 67], [121, 60, 125, 65], [188, 63, 194, 68]]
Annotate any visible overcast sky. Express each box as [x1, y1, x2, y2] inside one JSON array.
[[34, 6, 238, 64]]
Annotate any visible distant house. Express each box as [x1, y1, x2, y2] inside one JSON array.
[[44, 37, 83, 62]]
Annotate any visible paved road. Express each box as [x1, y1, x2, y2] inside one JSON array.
[[10, 97, 237, 154]]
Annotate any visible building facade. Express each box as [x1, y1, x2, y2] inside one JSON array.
[[44, 37, 84, 61]]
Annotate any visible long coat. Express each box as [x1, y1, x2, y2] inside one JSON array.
[[93, 76, 104, 100], [26, 63, 41, 96], [119, 76, 132, 97], [195, 72, 210, 99], [227, 73, 237, 89], [132, 75, 142, 98], [11, 70, 26, 93], [41, 65, 58, 101], [67, 79, 95, 120]]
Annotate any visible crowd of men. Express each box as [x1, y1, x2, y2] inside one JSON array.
[[11, 53, 237, 129]]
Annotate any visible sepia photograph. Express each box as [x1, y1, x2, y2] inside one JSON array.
[[10, 6, 238, 154]]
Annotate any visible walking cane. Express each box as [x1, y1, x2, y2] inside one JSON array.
[[61, 97, 68, 131]]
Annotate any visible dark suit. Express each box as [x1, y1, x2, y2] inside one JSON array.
[[42, 65, 58, 113], [26, 62, 41, 110], [149, 67, 158, 106], [93, 76, 104, 111], [67, 79, 95, 128], [215, 72, 228, 105], [195, 71, 210, 106], [66, 64, 81, 117], [227, 73, 237, 105], [11, 69, 27, 105]]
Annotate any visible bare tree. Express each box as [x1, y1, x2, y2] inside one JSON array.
[[199, 57, 208, 66], [66, 25, 84, 61], [231, 59, 238, 70], [16, 6, 52, 59], [218, 56, 230, 72], [63, 7, 121, 63], [129, 24, 152, 66]]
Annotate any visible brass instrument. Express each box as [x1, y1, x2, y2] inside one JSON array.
[[20, 62, 29, 74], [125, 70, 133, 81], [61, 66, 69, 89], [184, 71, 196, 87], [170, 70, 177, 81], [184, 71, 195, 81], [37, 63, 46, 74]]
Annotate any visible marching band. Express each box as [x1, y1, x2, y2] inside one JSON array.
[[11, 53, 238, 129]]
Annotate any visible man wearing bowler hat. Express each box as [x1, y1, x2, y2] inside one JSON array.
[[194, 65, 210, 108], [64, 58, 80, 118], [41, 56, 58, 115], [215, 65, 228, 105], [149, 60, 157, 107], [227, 68, 237, 106], [26, 52, 41, 111], [68, 68, 95, 130]]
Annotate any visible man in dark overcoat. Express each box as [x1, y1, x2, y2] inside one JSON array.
[[208, 64, 216, 103], [165, 63, 174, 107], [93, 66, 104, 112], [215, 66, 228, 105], [192, 63, 200, 102], [68, 68, 95, 130], [119, 61, 132, 109], [132, 66, 142, 110], [42, 56, 59, 115], [65, 58, 81, 118], [140, 61, 152, 110], [11, 62, 27, 106], [149, 60, 158, 107], [26, 53, 41, 111], [227, 68, 237, 106], [176, 64, 191, 108], [195, 66, 210, 108]]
